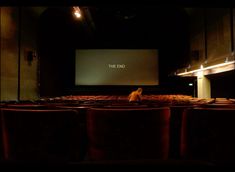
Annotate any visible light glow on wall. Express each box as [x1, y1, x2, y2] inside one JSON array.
[[177, 60, 235, 77]]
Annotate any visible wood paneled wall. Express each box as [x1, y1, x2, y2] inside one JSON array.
[[189, 8, 233, 68], [0, 7, 39, 101]]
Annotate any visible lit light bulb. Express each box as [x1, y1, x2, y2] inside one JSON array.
[[74, 11, 81, 18], [73, 7, 82, 19], [225, 57, 229, 63], [189, 83, 193, 86]]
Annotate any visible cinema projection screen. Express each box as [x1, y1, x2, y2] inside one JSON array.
[[75, 49, 159, 86]]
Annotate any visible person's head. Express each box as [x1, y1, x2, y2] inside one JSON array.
[[137, 88, 143, 94]]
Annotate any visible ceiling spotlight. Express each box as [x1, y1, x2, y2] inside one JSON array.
[[73, 6, 82, 19]]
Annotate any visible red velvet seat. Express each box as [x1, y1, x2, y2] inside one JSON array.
[[169, 105, 196, 159], [104, 104, 149, 108], [1, 108, 83, 162], [181, 107, 235, 162], [55, 105, 93, 159], [0, 108, 3, 160], [6, 104, 47, 109], [201, 103, 235, 108], [86, 107, 170, 160]]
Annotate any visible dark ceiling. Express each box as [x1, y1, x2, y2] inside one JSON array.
[[39, 6, 189, 48], [38, 6, 190, 80]]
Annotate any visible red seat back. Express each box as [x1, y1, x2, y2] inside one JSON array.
[[181, 107, 235, 162], [1, 108, 82, 162], [87, 107, 170, 160]]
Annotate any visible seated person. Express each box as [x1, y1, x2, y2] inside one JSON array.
[[128, 88, 143, 102]]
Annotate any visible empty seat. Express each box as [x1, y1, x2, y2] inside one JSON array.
[[1, 108, 83, 162], [168, 105, 195, 159], [6, 104, 47, 109], [181, 107, 235, 163], [55, 105, 93, 159], [104, 104, 149, 108], [0, 108, 3, 160], [201, 103, 235, 108], [86, 107, 170, 160]]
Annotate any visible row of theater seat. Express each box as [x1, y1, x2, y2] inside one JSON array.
[[1, 102, 235, 165]]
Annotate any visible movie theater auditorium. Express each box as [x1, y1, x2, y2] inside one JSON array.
[[0, 6, 235, 168]]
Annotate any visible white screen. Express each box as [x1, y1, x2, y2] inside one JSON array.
[[75, 49, 159, 85]]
